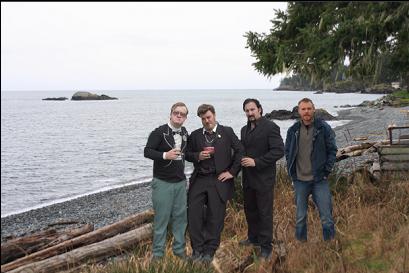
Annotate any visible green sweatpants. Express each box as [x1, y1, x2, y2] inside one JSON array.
[[151, 177, 187, 257]]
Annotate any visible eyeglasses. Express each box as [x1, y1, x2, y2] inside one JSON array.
[[172, 111, 187, 117]]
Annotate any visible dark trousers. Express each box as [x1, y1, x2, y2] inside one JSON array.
[[243, 185, 274, 252], [188, 175, 226, 256]]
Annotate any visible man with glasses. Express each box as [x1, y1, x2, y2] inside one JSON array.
[[185, 104, 243, 264], [144, 102, 189, 261]]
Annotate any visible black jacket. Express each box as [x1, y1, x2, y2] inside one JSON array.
[[241, 117, 284, 190], [185, 124, 244, 202], [144, 124, 188, 182]]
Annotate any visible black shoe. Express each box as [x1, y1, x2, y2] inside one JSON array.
[[201, 253, 214, 264], [239, 238, 260, 247], [188, 250, 203, 262], [259, 250, 272, 260]]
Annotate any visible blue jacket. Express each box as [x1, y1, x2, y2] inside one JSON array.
[[285, 118, 337, 182]]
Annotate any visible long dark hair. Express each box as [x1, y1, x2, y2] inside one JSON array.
[[242, 98, 263, 115]]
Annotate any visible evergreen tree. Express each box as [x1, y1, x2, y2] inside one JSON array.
[[245, 2, 409, 87]]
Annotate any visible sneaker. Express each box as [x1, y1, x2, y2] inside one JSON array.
[[239, 238, 260, 247]]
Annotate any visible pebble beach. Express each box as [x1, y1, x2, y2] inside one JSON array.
[[1, 105, 408, 242]]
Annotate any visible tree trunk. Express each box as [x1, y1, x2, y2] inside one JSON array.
[[1, 224, 93, 265], [1, 210, 153, 272], [7, 223, 152, 273]]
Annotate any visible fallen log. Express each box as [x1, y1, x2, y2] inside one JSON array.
[[336, 140, 390, 162], [336, 149, 366, 161], [8, 223, 153, 273], [336, 142, 375, 156], [1, 224, 93, 265], [1, 210, 153, 272]]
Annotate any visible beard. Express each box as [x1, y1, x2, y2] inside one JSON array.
[[247, 116, 256, 122]]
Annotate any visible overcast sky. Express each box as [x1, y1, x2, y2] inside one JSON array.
[[1, 2, 288, 91]]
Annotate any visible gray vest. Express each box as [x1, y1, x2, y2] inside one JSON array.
[[296, 122, 314, 181]]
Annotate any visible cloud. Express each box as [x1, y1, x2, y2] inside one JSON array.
[[1, 2, 287, 91]]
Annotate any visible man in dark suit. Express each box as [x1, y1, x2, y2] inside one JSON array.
[[185, 104, 243, 263], [240, 98, 284, 260], [144, 102, 189, 261]]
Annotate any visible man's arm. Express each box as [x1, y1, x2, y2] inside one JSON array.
[[144, 128, 164, 160], [324, 124, 338, 177], [227, 127, 244, 176], [185, 132, 200, 163], [254, 122, 284, 170]]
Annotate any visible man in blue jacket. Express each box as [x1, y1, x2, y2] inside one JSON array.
[[285, 98, 337, 242]]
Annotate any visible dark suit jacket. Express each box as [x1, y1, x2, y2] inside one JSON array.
[[185, 124, 244, 202], [144, 124, 188, 182], [241, 117, 284, 190]]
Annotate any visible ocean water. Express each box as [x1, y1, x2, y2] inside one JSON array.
[[1, 89, 383, 217]]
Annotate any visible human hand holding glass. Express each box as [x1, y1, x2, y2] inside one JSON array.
[[199, 142, 215, 160], [173, 143, 182, 160]]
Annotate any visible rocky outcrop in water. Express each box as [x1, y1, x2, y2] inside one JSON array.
[[71, 92, 118, 101], [42, 97, 68, 101], [265, 106, 336, 120]]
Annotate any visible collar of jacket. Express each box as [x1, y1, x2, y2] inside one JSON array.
[[295, 117, 324, 130]]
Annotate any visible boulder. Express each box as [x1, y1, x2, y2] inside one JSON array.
[[42, 97, 68, 101], [265, 106, 336, 120], [71, 92, 118, 101], [265, 109, 294, 120]]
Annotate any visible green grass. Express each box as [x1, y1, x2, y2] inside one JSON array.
[[389, 89, 409, 106], [392, 89, 409, 99], [361, 257, 390, 272]]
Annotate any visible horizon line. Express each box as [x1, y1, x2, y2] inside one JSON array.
[[1, 88, 279, 92]]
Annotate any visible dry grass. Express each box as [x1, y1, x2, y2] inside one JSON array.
[[79, 167, 409, 273]]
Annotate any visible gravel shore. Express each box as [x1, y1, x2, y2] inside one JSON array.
[[1, 182, 153, 242], [333, 106, 408, 172], [2, 106, 408, 242]]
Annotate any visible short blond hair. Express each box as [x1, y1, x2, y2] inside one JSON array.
[[170, 102, 188, 115]]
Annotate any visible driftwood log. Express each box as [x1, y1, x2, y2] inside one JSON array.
[[336, 140, 390, 162], [1, 210, 153, 272], [1, 224, 93, 265], [8, 223, 153, 273]]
